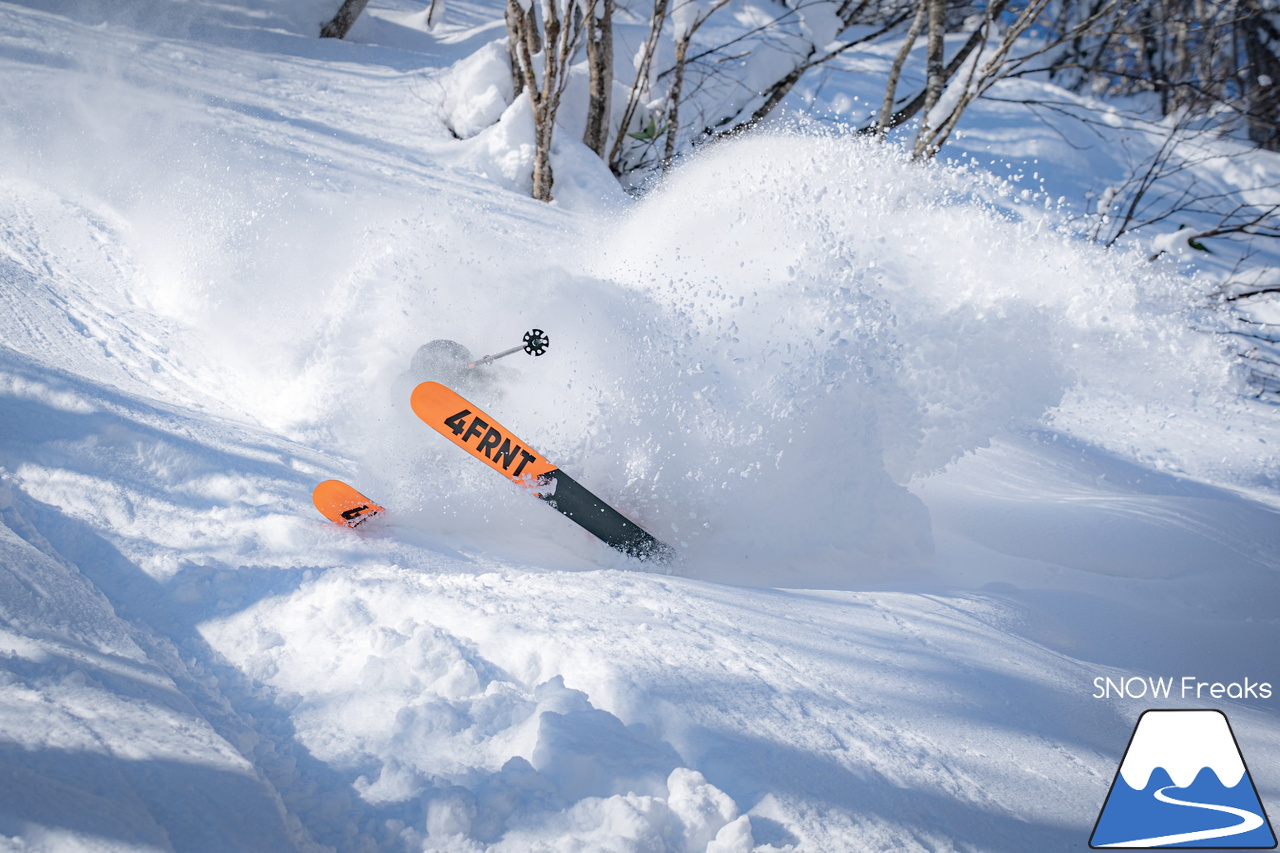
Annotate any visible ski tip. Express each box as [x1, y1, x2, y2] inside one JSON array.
[[408, 380, 449, 411]]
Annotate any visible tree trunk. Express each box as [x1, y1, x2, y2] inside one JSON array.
[[427, 0, 446, 30], [506, 0, 553, 199], [584, 0, 613, 157], [532, 111, 556, 200], [873, 18, 989, 135], [320, 0, 370, 39], [534, 1, 563, 201], [877, 0, 927, 135], [662, 37, 690, 172], [506, 0, 593, 200], [1242, 1, 1280, 150], [911, 0, 946, 158]]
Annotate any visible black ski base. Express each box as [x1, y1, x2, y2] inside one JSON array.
[[538, 471, 676, 563]]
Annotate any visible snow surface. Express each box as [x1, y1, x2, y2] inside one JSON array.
[[1, 1, 1279, 851]]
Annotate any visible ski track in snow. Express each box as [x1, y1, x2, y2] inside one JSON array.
[[1, 1, 1279, 851]]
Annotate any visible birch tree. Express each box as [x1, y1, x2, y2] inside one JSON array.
[[862, 0, 1119, 159], [611, 0, 908, 175], [583, 0, 614, 157], [662, 0, 733, 172], [506, 0, 598, 199]]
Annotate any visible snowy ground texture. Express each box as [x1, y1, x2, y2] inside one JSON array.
[[2, 1, 1279, 851]]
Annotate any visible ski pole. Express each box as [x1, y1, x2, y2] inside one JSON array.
[[466, 329, 550, 368]]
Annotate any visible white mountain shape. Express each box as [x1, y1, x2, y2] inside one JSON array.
[[1119, 710, 1247, 790]]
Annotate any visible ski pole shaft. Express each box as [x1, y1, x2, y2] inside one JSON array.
[[467, 345, 524, 368], [465, 329, 550, 369]]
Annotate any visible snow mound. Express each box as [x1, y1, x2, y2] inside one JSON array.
[[202, 568, 755, 851]]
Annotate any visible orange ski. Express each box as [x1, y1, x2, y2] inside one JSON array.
[[410, 381, 675, 562], [410, 381, 557, 488], [312, 479, 385, 528]]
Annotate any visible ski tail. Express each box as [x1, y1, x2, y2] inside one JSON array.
[[312, 479, 385, 528], [535, 470, 676, 562]]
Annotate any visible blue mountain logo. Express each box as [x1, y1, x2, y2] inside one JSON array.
[[1091, 709, 1276, 848]]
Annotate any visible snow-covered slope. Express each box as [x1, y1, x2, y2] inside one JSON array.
[[1, 1, 1278, 851]]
